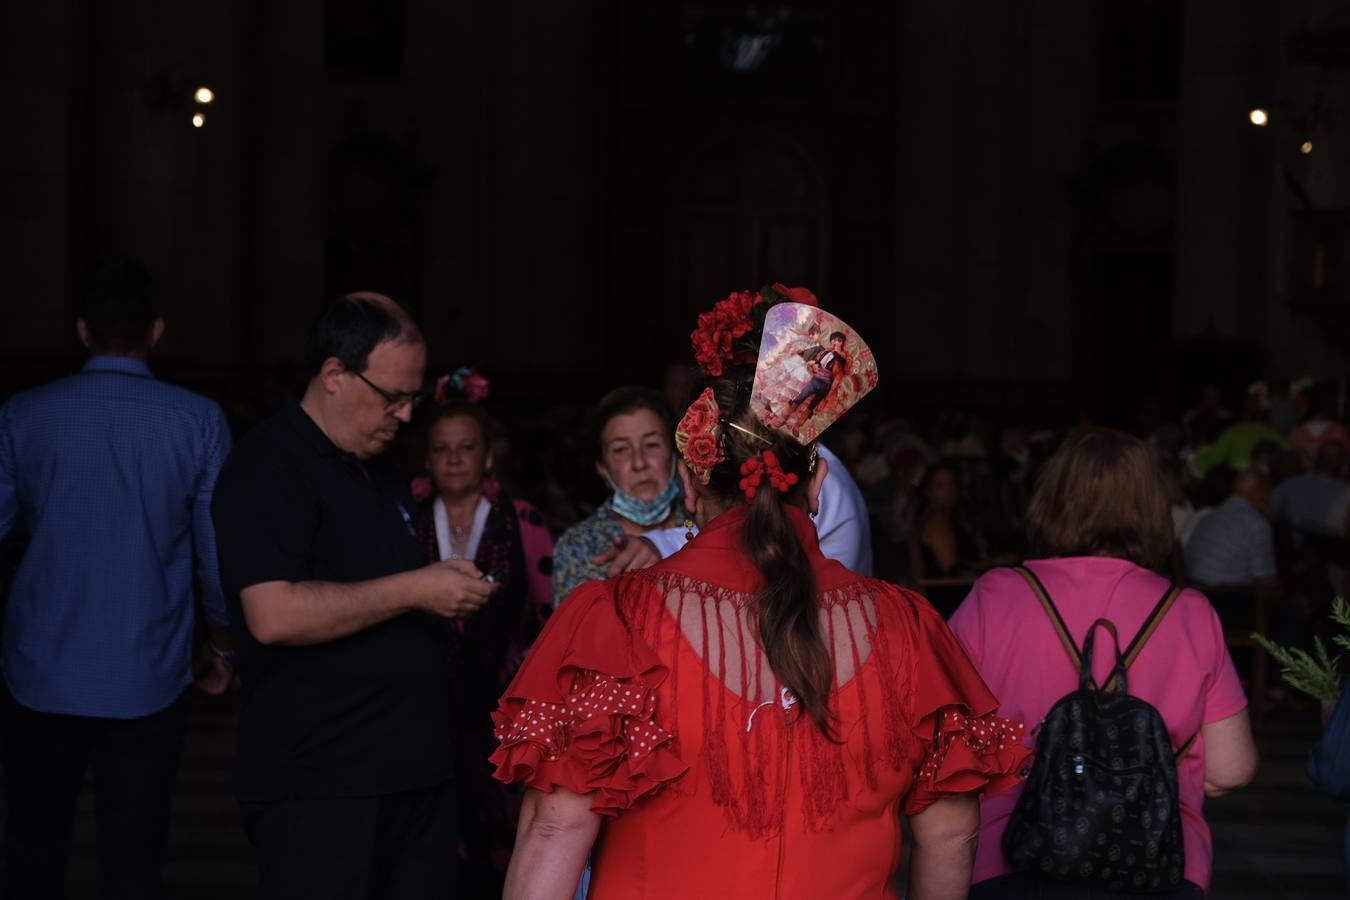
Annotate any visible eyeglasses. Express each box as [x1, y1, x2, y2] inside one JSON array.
[[352, 370, 425, 413]]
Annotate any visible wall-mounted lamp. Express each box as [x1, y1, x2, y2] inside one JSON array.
[[147, 72, 218, 129], [1249, 108, 1270, 127]]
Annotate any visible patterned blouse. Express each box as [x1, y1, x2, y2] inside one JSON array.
[[551, 501, 627, 608]]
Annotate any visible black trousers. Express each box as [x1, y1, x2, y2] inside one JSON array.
[[243, 780, 457, 900], [0, 683, 188, 900]]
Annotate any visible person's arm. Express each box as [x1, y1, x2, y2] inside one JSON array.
[[637, 526, 684, 560], [0, 403, 16, 542], [907, 794, 979, 900], [1309, 686, 1350, 801], [503, 787, 601, 900], [194, 404, 233, 629], [241, 559, 495, 646], [592, 533, 663, 575], [1201, 709, 1258, 797]]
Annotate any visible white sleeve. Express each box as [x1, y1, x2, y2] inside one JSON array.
[[814, 444, 873, 575], [644, 526, 689, 560]]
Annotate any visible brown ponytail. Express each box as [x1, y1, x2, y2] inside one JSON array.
[[704, 375, 836, 736]]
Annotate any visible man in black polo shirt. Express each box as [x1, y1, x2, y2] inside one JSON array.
[[213, 293, 495, 898]]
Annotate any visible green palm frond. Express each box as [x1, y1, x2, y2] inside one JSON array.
[[1250, 596, 1348, 701]]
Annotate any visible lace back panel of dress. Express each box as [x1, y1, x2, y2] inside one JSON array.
[[617, 571, 915, 838]]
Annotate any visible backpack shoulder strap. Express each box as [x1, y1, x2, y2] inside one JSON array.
[[1127, 582, 1198, 759], [1122, 582, 1184, 668], [1014, 565, 1082, 671], [1100, 583, 1184, 692]]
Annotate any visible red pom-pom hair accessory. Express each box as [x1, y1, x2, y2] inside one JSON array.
[[738, 450, 798, 502], [675, 388, 725, 485]]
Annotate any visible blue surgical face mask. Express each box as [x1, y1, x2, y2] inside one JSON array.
[[606, 460, 682, 527]]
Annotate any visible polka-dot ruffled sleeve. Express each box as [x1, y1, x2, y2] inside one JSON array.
[[903, 596, 1031, 815], [490, 581, 688, 814]]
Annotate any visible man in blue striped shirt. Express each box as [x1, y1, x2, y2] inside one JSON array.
[[0, 259, 233, 900], [1185, 470, 1277, 587]]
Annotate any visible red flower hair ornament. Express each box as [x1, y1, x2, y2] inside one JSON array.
[[689, 284, 819, 377], [675, 388, 725, 484]]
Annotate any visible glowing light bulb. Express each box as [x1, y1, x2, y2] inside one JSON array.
[[194, 86, 215, 105], [1300, 140, 1313, 155], [192, 112, 206, 128], [1249, 108, 1269, 127]]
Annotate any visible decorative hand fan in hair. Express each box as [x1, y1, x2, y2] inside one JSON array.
[[750, 303, 878, 445]]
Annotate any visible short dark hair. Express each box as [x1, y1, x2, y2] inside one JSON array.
[[586, 385, 673, 463], [1026, 427, 1173, 569], [76, 257, 159, 353], [305, 293, 421, 377], [829, 331, 846, 343]]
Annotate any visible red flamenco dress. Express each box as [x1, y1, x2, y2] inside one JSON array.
[[492, 506, 1028, 899]]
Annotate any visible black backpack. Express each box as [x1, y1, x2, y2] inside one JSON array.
[[1002, 566, 1196, 894]]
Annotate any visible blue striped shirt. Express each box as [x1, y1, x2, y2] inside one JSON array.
[[1184, 494, 1276, 586], [0, 356, 231, 718]]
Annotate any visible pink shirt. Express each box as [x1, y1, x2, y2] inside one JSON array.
[[948, 558, 1248, 893]]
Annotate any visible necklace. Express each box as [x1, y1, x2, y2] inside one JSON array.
[[446, 503, 475, 544], [435, 496, 488, 562]]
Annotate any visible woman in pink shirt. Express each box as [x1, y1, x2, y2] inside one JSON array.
[[949, 428, 1258, 898]]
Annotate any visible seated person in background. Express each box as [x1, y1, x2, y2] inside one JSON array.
[[1183, 383, 1234, 446], [1191, 382, 1288, 477], [1273, 442, 1350, 539], [1290, 383, 1349, 469], [910, 461, 987, 617], [1185, 470, 1276, 587], [1273, 442, 1350, 602], [1160, 459, 1208, 548]]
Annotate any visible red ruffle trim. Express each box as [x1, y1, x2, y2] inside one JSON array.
[[490, 670, 688, 814], [905, 708, 1031, 815]]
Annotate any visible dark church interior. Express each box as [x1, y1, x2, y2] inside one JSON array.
[[3, 1, 1350, 897]]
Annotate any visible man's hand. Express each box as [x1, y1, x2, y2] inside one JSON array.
[[193, 648, 234, 695], [193, 624, 235, 694], [419, 559, 498, 619], [592, 534, 660, 578]]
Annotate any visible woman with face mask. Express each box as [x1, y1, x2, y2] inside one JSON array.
[[551, 386, 681, 608]]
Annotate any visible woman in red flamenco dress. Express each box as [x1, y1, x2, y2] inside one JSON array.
[[490, 298, 1027, 899]]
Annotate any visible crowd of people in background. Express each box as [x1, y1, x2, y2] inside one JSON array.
[[1, 260, 1348, 898]]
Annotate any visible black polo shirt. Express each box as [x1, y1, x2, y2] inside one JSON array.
[[212, 402, 452, 801]]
